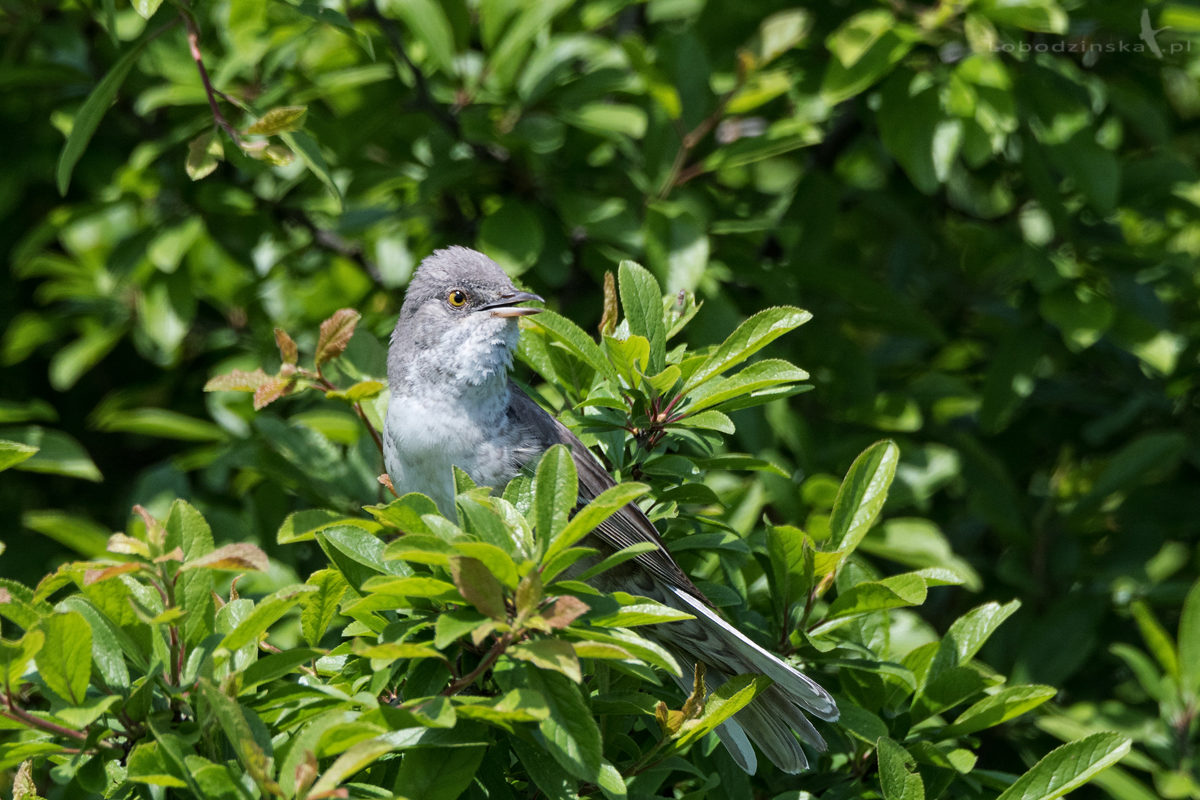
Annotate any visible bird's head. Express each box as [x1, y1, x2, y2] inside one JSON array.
[[388, 246, 543, 388]]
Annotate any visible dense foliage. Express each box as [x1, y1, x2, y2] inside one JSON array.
[[2, 0, 1199, 798]]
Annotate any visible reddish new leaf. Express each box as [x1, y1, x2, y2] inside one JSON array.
[[315, 309, 361, 366], [449, 556, 507, 621], [544, 595, 590, 629], [274, 328, 298, 365], [204, 368, 273, 393], [253, 376, 295, 410], [180, 543, 270, 573]]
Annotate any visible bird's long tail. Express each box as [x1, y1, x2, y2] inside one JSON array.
[[663, 586, 838, 774]]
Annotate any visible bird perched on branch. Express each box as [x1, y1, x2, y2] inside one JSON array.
[[384, 246, 837, 774]]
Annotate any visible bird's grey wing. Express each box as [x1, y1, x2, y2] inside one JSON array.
[[506, 385, 707, 602]]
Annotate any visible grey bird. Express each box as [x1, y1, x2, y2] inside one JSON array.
[[384, 246, 838, 774]]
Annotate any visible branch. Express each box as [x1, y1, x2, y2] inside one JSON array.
[[442, 632, 513, 695], [181, 10, 243, 147]]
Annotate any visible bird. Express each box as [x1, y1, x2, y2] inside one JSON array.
[[383, 246, 838, 774]]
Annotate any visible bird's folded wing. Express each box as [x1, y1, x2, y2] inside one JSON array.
[[507, 386, 707, 601]]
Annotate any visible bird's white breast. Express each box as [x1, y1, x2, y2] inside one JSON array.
[[383, 379, 520, 514]]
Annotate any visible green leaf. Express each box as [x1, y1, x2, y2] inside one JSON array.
[[929, 600, 1021, 682], [546, 482, 650, 567], [217, 584, 317, 654], [185, 130, 223, 180], [978, 0, 1068, 34], [829, 440, 900, 553], [488, 0, 572, 87], [132, 0, 163, 18], [530, 310, 620, 385], [995, 732, 1130, 800], [510, 639, 582, 682], [57, 26, 159, 194], [618, 260, 666, 375], [587, 594, 694, 627], [1130, 600, 1179, 681], [476, 199, 545, 275], [878, 737, 925, 800], [449, 556, 507, 621], [244, 105, 307, 135], [22, 510, 109, 557], [240, 648, 322, 690], [524, 668, 604, 782], [301, 569, 348, 648], [745, 9, 811, 67], [378, 0, 457, 75], [683, 306, 811, 392], [1180, 580, 1200, 697], [279, 130, 344, 210], [0, 440, 37, 471], [944, 685, 1057, 736], [35, 611, 92, 704], [394, 746, 487, 800], [682, 359, 808, 415], [821, 10, 917, 105], [534, 444, 579, 544], [674, 674, 772, 750], [93, 407, 225, 441], [4, 426, 101, 482], [826, 573, 929, 619]]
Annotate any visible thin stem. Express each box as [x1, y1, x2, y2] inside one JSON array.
[[655, 73, 748, 199], [181, 10, 243, 147], [442, 633, 513, 695]]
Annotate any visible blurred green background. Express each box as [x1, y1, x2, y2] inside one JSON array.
[[2, 0, 1198, 795]]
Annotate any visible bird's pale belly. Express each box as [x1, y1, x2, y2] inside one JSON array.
[[383, 392, 519, 513]]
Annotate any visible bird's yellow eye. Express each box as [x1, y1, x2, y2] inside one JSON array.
[[447, 289, 467, 307]]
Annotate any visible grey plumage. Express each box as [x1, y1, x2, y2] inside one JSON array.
[[384, 246, 838, 774]]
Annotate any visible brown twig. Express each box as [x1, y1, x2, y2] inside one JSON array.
[[656, 73, 748, 199], [442, 632, 513, 695], [181, 10, 243, 147]]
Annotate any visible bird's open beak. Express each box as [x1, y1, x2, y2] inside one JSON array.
[[481, 290, 544, 318]]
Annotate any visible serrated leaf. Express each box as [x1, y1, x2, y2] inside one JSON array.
[[944, 684, 1057, 736], [534, 444, 578, 541], [829, 440, 900, 554], [244, 105, 307, 135], [995, 732, 1130, 800], [0, 440, 38, 472], [618, 260, 666, 375], [315, 309, 361, 366], [217, 585, 317, 653], [35, 611, 92, 704], [878, 737, 925, 800], [683, 306, 811, 392], [510, 639, 582, 682], [546, 482, 649, 569]]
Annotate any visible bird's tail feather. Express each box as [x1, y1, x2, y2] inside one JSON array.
[[662, 585, 838, 774], [666, 586, 839, 722]]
